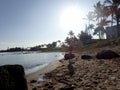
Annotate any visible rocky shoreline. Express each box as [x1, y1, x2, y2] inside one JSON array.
[[1, 50, 120, 90], [31, 52, 120, 90]]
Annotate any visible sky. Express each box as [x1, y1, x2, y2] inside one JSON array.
[[0, 0, 104, 50]]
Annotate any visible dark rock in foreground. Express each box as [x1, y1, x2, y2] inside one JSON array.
[[0, 65, 28, 90], [64, 53, 75, 60], [81, 55, 92, 59], [96, 50, 120, 59]]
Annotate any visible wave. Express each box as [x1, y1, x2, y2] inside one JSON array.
[[25, 63, 49, 75]]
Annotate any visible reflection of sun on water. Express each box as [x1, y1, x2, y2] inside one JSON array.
[[60, 6, 84, 32]]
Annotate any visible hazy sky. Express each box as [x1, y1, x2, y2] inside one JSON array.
[[0, 0, 104, 50]]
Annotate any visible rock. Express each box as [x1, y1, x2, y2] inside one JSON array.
[[96, 50, 120, 59], [30, 80, 37, 83], [113, 69, 118, 73], [92, 80, 99, 85], [84, 87, 92, 90], [32, 87, 37, 90], [64, 53, 75, 60], [42, 82, 54, 90], [81, 55, 92, 59], [104, 80, 109, 84], [59, 85, 74, 90], [0, 65, 28, 90], [110, 77, 116, 81], [56, 73, 63, 77]]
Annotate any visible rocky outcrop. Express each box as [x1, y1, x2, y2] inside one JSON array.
[[0, 65, 28, 90], [96, 50, 119, 59], [64, 53, 75, 60]]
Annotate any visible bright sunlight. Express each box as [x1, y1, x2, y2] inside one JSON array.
[[60, 6, 84, 32]]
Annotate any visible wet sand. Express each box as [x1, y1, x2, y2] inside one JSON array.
[[26, 59, 63, 90]]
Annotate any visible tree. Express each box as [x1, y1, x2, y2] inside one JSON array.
[[30, 45, 41, 51], [66, 30, 75, 45], [65, 30, 78, 46], [78, 31, 92, 45], [94, 1, 110, 24], [7, 47, 25, 52], [46, 42, 57, 49], [93, 26, 106, 39], [68, 30, 74, 38], [46, 44, 52, 49], [93, 1, 110, 39], [94, 1, 104, 23], [51, 42, 57, 48], [41, 44, 44, 48], [65, 30, 78, 53], [65, 37, 70, 45], [83, 11, 95, 35], [104, 0, 120, 37], [87, 24, 95, 35], [57, 40, 61, 47]]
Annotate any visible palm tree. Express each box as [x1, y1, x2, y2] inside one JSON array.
[[94, 1, 105, 39], [86, 11, 95, 25], [87, 24, 94, 35], [83, 11, 95, 35], [104, 0, 120, 37], [93, 26, 106, 39], [94, 1, 104, 23], [93, 1, 110, 39], [97, 18, 111, 26]]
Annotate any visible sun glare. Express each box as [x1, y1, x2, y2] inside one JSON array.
[[60, 6, 84, 32]]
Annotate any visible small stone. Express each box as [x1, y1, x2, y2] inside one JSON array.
[[93, 80, 99, 85], [56, 73, 63, 77], [104, 80, 108, 84], [110, 77, 116, 81], [113, 69, 118, 73], [84, 87, 92, 90]]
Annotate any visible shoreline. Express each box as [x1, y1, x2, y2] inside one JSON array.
[[26, 58, 63, 90]]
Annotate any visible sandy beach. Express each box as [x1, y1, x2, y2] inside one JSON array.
[[26, 49, 120, 90], [26, 59, 63, 90]]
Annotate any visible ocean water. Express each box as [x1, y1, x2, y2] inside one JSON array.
[[0, 52, 64, 75]]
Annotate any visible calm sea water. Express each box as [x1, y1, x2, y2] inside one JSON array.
[[0, 52, 64, 75]]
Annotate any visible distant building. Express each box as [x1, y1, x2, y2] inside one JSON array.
[[106, 25, 120, 39]]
